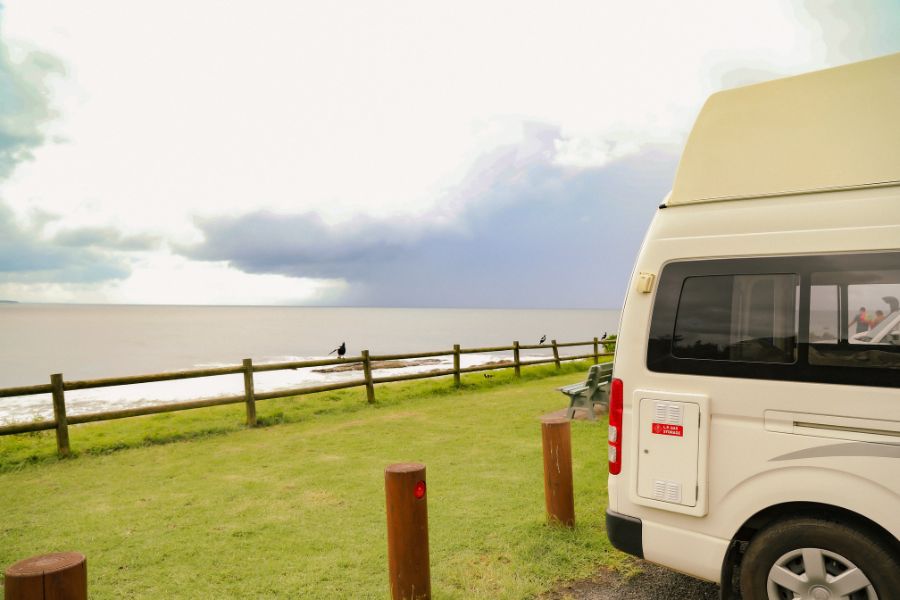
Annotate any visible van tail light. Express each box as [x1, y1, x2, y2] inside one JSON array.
[[608, 378, 623, 475]]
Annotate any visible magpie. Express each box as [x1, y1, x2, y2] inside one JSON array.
[[329, 342, 346, 359]]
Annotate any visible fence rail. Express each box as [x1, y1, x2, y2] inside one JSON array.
[[0, 336, 616, 456]]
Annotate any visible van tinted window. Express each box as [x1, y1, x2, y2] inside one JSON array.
[[647, 252, 900, 387], [673, 274, 797, 363], [808, 269, 900, 370]]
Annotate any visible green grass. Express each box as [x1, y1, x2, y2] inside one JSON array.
[[0, 362, 628, 598]]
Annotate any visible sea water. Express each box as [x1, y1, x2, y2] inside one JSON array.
[[0, 304, 619, 423]]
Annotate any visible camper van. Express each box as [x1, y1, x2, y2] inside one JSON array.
[[605, 54, 900, 600]]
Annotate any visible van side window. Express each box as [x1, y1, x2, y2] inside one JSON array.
[[808, 269, 900, 370], [673, 274, 797, 363], [647, 252, 900, 387]]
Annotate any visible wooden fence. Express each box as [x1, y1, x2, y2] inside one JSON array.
[[0, 337, 616, 457]]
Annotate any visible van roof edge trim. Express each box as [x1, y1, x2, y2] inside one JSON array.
[[664, 180, 900, 208], [668, 53, 900, 207]]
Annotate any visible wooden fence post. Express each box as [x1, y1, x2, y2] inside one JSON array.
[[362, 350, 376, 404], [50, 374, 70, 457], [551, 340, 561, 369], [453, 345, 461, 388], [593, 337, 599, 365], [242, 359, 257, 426], [513, 341, 521, 377]]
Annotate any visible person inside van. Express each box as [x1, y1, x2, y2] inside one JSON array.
[[850, 306, 869, 333]]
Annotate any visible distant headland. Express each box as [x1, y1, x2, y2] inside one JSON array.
[[0, 300, 19, 304]]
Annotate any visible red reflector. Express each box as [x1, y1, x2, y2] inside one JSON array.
[[414, 480, 426, 499]]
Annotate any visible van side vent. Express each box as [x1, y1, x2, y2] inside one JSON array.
[[653, 401, 683, 425], [652, 479, 682, 503]]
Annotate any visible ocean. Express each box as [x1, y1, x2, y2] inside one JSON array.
[[0, 304, 620, 424]]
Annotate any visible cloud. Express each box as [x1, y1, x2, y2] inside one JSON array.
[[183, 211, 426, 280], [0, 202, 131, 283], [0, 41, 63, 179], [801, 0, 900, 62], [52, 226, 160, 251], [0, 23, 135, 287], [180, 125, 679, 307]]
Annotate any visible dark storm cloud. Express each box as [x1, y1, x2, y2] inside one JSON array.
[[184, 211, 425, 279], [181, 126, 679, 308]]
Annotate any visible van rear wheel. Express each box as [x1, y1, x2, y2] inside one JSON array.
[[739, 517, 900, 600]]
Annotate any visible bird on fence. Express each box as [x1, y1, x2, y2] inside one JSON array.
[[329, 342, 346, 359], [539, 334, 546, 344], [601, 332, 608, 340]]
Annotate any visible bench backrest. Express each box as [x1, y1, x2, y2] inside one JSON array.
[[587, 362, 614, 388]]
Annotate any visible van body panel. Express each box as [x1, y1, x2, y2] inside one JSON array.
[[641, 520, 730, 583]]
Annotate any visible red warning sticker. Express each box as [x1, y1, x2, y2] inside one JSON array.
[[651, 423, 684, 437]]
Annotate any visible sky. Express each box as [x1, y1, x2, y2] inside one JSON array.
[[0, 1, 898, 308]]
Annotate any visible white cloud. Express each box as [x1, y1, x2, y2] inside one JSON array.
[[0, 1, 823, 230], [0, 252, 345, 305], [0, 0, 896, 304], [553, 136, 642, 169]]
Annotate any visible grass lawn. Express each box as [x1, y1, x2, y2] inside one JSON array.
[[0, 362, 628, 599]]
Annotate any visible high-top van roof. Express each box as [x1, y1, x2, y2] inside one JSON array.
[[667, 52, 900, 207]]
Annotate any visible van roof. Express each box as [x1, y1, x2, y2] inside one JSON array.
[[667, 52, 900, 207]]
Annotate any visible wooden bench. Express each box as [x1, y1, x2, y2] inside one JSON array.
[[558, 362, 613, 421]]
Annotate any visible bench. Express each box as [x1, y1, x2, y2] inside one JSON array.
[[558, 362, 613, 421]]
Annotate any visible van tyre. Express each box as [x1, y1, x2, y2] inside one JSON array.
[[739, 517, 900, 600]]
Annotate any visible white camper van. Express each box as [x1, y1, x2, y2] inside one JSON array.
[[605, 53, 900, 600]]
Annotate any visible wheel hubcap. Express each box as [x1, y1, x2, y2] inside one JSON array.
[[811, 586, 831, 600], [766, 547, 878, 600]]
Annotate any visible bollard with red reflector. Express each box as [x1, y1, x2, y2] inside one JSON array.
[[385, 462, 431, 600], [4, 552, 87, 600], [541, 417, 575, 527]]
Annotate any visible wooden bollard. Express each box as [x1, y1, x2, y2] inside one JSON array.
[[4, 552, 87, 600], [541, 417, 575, 526], [385, 463, 430, 600]]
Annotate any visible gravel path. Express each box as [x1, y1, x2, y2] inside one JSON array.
[[543, 561, 720, 600]]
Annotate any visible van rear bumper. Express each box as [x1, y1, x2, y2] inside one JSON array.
[[605, 508, 643, 558]]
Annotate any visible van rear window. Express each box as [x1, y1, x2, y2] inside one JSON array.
[[647, 252, 900, 387]]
